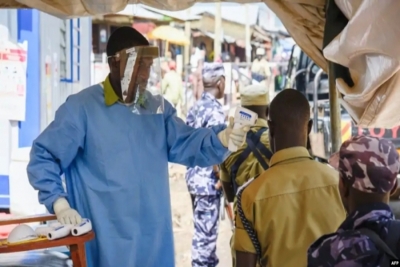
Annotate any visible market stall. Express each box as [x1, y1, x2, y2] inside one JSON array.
[[1, 0, 399, 152]]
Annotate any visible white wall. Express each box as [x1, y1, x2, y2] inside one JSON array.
[[0, 10, 18, 209], [0, 9, 92, 213], [39, 13, 92, 130]]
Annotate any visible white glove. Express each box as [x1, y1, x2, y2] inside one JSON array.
[[218, 117, 251, 148], [53, 197, 82, 225]]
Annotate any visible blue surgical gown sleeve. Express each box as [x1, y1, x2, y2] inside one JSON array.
[[27, 97, 86, 213], [164, 101, 229, 167]]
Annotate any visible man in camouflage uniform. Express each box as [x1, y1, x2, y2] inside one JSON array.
[[308, 135, 400, 266], [220, 84, 271, 205], [185, 62, 226, 267]]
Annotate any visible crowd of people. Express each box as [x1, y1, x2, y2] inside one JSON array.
[[186, 59, 400, 267], [25, 26, 400, 267]]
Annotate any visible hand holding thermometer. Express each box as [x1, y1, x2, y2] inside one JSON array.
[[228, 107, 258, 152]]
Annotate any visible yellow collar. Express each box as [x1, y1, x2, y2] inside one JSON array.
[[254, 118, 268, 128], [269, 147, 312, 167], [102, 76, 120, 106]]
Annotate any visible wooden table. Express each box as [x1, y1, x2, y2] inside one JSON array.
[[0, 214, 94, 267]]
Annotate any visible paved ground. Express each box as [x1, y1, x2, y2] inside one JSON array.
[[170, 164, 232, 267]]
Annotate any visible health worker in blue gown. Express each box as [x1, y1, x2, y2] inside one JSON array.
[[27, 26, 250, 267]]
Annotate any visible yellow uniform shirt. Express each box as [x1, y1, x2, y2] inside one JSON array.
[[220, 118, 271, 189], [161, 70, 183, 106], [233, 147, 346, 267], [251, 59, 271, 78], [222, 118, 271, 267]]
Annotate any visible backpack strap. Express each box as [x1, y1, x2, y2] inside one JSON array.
[[256, 141, 273, 162], [230, 128, 267, 194], [246, 130, 269, 170], [230, 146, 254, 194], [358, 228, 399, 261]]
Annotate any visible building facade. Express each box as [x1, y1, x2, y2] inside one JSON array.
[[0, 9, 92, 213]]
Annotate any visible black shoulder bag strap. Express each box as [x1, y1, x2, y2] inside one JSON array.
[[236, 183, 263, 266], [230, 128, 267, 193], [235, 127, 272, 267], [246, 129, 269, 170], [358, 228, 399, 262], [230, 146, 254, 194], [254, 132, 273, 161]]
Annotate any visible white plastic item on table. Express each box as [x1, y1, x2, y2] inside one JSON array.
[[228, 107, 257, 152], [71, 219, 92, 236], [35, 221, 63, 236], [47, 224, 73, 240], [49, 222, 62, 228], [35, 226, 54, 237], [7, 224, 38, 244]]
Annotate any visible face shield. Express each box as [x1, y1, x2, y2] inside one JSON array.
[[113, 46, 164, 114]]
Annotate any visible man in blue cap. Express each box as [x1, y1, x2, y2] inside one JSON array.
[[185, 62, 227, 267]]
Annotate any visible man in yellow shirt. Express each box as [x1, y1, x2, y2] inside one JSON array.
[[233, 89, 346, 267], [251, 48, 271, 83], [220, 84, 272, 267], [161, 60, 183, 108], [220, 84, 271, 203]]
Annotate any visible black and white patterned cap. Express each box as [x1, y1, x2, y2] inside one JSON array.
[[202, 62, 225, 87]]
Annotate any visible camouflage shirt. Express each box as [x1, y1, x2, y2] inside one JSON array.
[[185, 92, 225, 195], [308, 202, 395, 267]]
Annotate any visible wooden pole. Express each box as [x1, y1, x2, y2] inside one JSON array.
[[214, 2, 222, 61], [329, 62, 342, 153], [245, 4, 251, 63], [184, 8, 191, 66], [165, 41, 169, 57]]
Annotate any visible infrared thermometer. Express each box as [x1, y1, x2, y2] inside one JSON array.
[[228, 107, 258, 152], [71, 219, 92, 236]]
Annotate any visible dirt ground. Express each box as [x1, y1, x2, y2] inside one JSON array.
[[169, 164, 232, 267]]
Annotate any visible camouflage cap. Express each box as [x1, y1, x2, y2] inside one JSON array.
[[202, 62, 225, 87], [339, 135, 400, 194]]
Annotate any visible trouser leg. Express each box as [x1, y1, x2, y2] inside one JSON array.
[[191, 195, 221, 267], [191, 194, 196, 214]]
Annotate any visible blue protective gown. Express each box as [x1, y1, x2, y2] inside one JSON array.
[[27, 84, 229, 267]]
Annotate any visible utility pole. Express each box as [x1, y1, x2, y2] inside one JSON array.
[[184, 7, 191, 66], [245, 4, 252, 64], [214, 2, 222, 61]]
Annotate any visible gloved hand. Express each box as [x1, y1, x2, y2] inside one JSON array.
[[218, 117, 251, 148], [53, 197, 82, 225]]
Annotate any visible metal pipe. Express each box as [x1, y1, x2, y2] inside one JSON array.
[[328, 62, 342, 153], [304, 61, 315, 88], [290, 69, 307, 87], [313, 68, 324, 133]]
